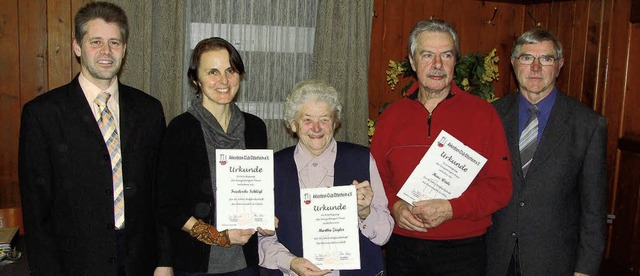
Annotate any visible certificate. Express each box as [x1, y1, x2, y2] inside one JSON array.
[[397, 130, 487, 204], [300, 185, 360, 270], [215, 149, 274, 231]]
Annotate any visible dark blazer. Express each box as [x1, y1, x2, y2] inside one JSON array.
[[486, 91, 607, 275], [155, 111, 267, 272], [18, 76, 167, 275]]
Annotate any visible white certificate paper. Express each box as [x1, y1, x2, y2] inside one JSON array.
[[215, 149, 274, 231], [300, 185, 360, 270], [397, 130, 487, 204]]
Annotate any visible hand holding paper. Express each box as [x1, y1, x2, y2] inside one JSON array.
[[290, 257, 332, 276], [257, 216, 278, 236], [392, 200, 428, 232], [228, 229, 256, 245], [397, 130, 487, 204], [353, 180, 373, 220], [411, 199, 453, 228]]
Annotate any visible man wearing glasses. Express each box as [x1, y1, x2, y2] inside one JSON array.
[[486, 28, 608, 276]]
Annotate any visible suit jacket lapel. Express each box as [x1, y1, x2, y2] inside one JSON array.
[[67, 77, 107, 145], [118, 84, 138, 151], [501, 94, 525, 180], [527, 92, 570, 175]]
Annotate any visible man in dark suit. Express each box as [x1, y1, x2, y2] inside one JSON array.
[[18, 2, 170, 275], [486, 28, 607, 276]]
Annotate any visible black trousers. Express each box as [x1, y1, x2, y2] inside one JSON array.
[[386, 233, 486, 276]]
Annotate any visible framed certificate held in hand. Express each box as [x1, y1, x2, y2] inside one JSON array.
[[300, 185, 360, 270], [215, 149, 275, 231]]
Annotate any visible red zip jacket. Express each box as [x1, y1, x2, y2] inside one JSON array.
[[370, 82, 512, 240]]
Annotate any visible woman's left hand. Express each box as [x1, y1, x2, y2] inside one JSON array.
[[257, 217, 278, 236], [353, 180, 373, 220]]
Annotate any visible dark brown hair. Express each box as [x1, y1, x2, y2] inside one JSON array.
[[74, 2, 128, 44], [187, 37, 245, 92]]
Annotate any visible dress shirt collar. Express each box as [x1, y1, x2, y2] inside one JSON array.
[[294, 139, 337, 189], [518, 87, 557, 137], [294, 139, 337, 172], [78, 72, 120, 104]]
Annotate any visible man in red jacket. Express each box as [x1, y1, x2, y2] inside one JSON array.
[[370, 19, 512, 275]]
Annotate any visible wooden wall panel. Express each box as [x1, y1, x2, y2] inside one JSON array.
[[382, 0, 408, 97], [586, 0, 607, 113], [0, 0, 89, 208], [632, 0, 640, 23], [9, 0, 50, 210], [602, 0, 631, 214], [368, 1, 384, 117], [47, 0, 74, 89], [598, 0, 637, 273], [367, 0, 404, 117], [556, 2, 578, 99], [0, 0, 21, 209], [596, 0, 618, 208], [569, 0, 590, 104], [607, 149, 640, 273], [608, 25, 640, 270], [0, 0, 49, 209], [524, 3, 549, 29], [625, 24, 640, 136], [19, 0, 49, 107]]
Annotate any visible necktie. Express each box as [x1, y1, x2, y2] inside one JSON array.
[[519, 105, 539, 177], [95, 92, 125, 229]]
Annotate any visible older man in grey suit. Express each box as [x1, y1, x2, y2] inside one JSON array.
[[486, 28, 607, 276]]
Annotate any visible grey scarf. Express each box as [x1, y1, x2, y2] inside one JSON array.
[[188, 98, 246, 192], [187, 98, 247, 273]]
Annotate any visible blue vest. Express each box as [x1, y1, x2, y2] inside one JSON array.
[[267, 142, 385, 275]]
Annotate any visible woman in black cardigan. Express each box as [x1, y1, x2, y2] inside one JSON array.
[[156, 37, 273, 275]]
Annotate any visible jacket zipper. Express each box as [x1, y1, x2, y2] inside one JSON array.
[[410, 92, 450, 140], [427, 112, 432, 139]]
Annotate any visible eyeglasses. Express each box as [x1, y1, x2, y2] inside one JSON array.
[[515, 54, 557, 66]]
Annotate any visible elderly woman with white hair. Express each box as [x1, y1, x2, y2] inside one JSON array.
[[258, 80, 393, 276]]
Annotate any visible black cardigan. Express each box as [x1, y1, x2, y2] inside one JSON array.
[[156, 111, 267, 272]]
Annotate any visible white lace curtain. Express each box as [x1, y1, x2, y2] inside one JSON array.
[[111, 0, 372, 151]]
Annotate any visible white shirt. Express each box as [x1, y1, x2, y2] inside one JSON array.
[[78, 72, 121, 132]]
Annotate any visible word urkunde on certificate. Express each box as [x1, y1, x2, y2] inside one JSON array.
[[300, 185, 360, 270], [397, 130, 487, 205], [215, 149, 274, 231]]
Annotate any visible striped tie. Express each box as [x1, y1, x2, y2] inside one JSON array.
[[95, 92, 125, 230], [519, 105, 539, 177]]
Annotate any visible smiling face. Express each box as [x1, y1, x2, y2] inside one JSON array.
[[409, 31, 456, 95], [512, 40, 564, 101], [73, 18, 126, 89], [196, 49, 240, 110], [290, 101, 336, 156]]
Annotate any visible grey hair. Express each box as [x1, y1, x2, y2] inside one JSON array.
[[408, 20, 460, 61], [284, 80, 342, 129], [512, 28, 563, 59]]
